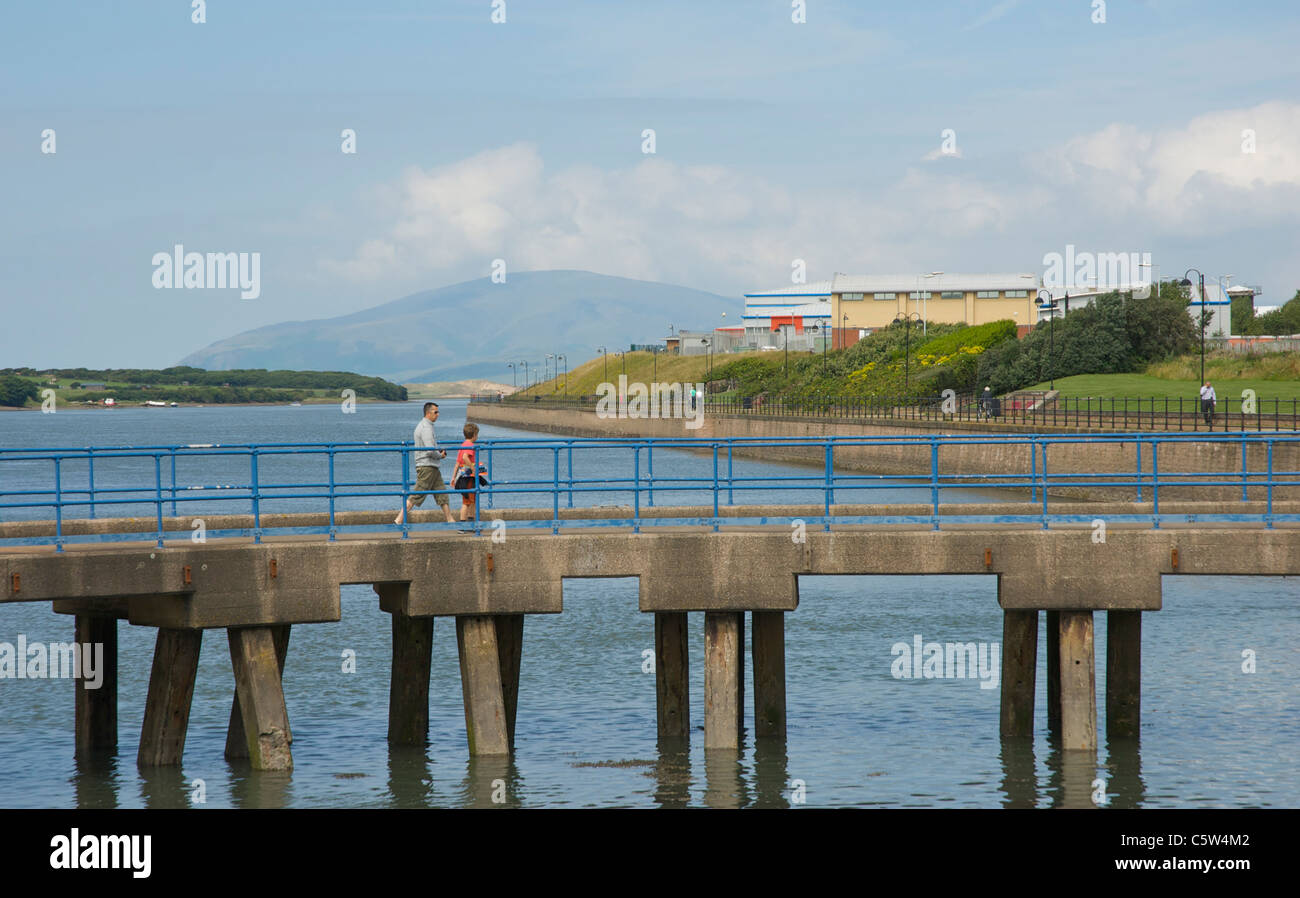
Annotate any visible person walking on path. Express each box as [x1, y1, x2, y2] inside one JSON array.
[[1199, 381, 1217, 427], [453, 422, 488, 522], [395, 402, 455, 525], [979, 385, 994, 420]]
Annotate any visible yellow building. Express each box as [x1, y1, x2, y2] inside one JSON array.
[[831, 273, 1041, 337]]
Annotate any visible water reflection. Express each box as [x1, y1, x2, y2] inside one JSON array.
[[997, 738, 1038, 808], [386, 744, 435, 808], [703, 750, 750, 808], [459, 756, 521, 808], [138, 765, 191, 809], [71, 754, 120, 809], [653, 738, 692, 808], [1102, 737, 1146, 809], [751, 739, 790, 808], [229, 768, 292, 808]]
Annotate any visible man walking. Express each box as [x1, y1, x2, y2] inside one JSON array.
[[395, 402, 456, 525], [1199, 381, 1216, 427]]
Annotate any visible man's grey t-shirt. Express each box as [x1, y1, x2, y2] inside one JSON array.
[[413, 417, 441, 467]]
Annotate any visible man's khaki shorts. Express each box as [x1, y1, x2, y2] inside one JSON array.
[[410, 465, 449, 508]]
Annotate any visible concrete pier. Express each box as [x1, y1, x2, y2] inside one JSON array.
[[74, 615, 117, 758], [4, 510, 1299, 776], [999, 609, 1038, 738], [1058, 611, 1098, 751], [1106, 611, 1142, 738], [751, 611, 786, 739], [227, 626, 294, 771], [704, 612, 744, 750], [226, 624, 290, 760], [137, 628, 202, 767], [654, 612, 690, 742], [456, 615, 510, 756]]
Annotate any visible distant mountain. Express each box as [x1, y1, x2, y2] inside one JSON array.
[[177, 270, 737, 382]]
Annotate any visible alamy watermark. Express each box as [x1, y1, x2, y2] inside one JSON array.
[[890, 634, 1000, 689], [595, 376, 705, 430], [151, 244, 261, 299], [1042, 244, 1153, 299], [0, 635, 105, 689]]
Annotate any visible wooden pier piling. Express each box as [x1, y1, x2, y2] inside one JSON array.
[[751, 611, 785, 739], [654, 612, 690, 742], [704, 612, 744, 750], [137, 628, 203, 767], [1106, 610, 1142, 738], [227, 626, 294, 771], [1058, 611, 1097, 751], [999, 609, 1038, 737], [456, 615, 510, 756], [74, 615, 118, 758]]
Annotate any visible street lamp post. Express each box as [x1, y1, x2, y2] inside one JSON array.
[[1035, 290, 1058, 390], [1179, 269, 1208, 385], [921, 271, 942, 336], [557, 354, 567, 395], [597, 346, 607, 383], [893, 312, 921, 391], [840, 313, 848, 350], [507, 362, 516, 390], [521, 360, 529, 390], [701, 337, 710, 380]]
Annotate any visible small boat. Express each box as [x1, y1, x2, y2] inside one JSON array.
[[290, 401, 303, 407]]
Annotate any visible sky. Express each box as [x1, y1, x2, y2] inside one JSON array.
[[3, 0, 1299, 369]]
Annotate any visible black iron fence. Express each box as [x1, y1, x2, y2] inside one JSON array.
[[471, 393, 1300, 432]]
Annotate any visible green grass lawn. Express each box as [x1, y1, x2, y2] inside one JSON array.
[[1022, 373, 1300, 400]]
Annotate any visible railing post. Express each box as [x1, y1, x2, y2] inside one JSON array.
[[712, 444, 719, 532], [328, 446, 337, 541], [823, 440, 833, 528], [633, 445, 641, 534], [553, 447, 560, 535], [54, 457, 64, 553], [170, 450, 178, 517], [567, 442, 575, 508], [1040, 443, 1049, 529], [400, 447, 410, 538], [1135, 437, 1143, 502], [87, 450, 96, 519], [250, 450, 261, 544], [727, 443, 734, 506], [1241, 434, 1249, 502], [1151, 441, 1160, 529], [929, 438, 940, 531], [1265, 440, 1273, 529], [154, 454, 165, 548], [1029, 439, 1037, 502]]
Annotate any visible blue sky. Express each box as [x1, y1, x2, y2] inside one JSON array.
[[3, 0, 1299, 368]]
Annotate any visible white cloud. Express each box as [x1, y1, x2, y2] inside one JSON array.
[[323, 102, 1300, 292]]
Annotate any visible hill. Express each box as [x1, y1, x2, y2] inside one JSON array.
[[177, 270, 737, 383]]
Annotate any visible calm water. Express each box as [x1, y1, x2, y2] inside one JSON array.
[[0, 401, 1296, 808]]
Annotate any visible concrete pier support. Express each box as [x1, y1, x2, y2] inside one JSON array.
[[654, 612, 690, 742], [999, 610, 1038, 737], [387, 612, 434, 745], [494, 615, 523, 750], [704, 612, 744, 750], [74, 615, 117, 758], [456, 615, 510, 756], [1058, 611, 1097, 751], [138, 628, 202, 767], [226, 625, 290, 759], [751, 611, 785, 739], [227, 627, 294, 771], [1106, 611, 1142, 738], [1045, 609, 1061, 736]]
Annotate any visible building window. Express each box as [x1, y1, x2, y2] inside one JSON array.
[[1005, 290, 1029, 298], [975, 291, 1000, 299], [873, 292, 897, 301], [840, 292, 864, 301], [909, 291, 933, 300], [940, 291, 963, 299]]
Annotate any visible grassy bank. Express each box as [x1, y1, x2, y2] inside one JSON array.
[[1026, 352, 1300, 399], [517, 350, 773, 397]]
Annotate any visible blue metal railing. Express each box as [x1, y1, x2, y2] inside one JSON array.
[[1, 433, 1298, 550]]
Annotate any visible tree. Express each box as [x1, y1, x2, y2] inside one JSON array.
[[0, 375, 39, 407]]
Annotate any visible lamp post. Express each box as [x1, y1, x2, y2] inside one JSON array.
[[651, 346, 658, 382], [701, 337, 710, 379], [507, 362, 516, 390], [545, 354, 555, 386], [811, 322, 827, 372], [921, 271, 942, 336], [1035, 289, 1058, 390], [893, 312, 921, 392], [597, 346, 607, 383], [1179, 269, 1207, 385], [521, 360, 528, 391], [557, 354, 567, 395], [840, 313, 848, 350]]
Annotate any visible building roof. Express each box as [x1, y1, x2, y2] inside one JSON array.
[[743, 280, 834, 298], [830, 273, 1040, 293], [743, 301, 832, 321]]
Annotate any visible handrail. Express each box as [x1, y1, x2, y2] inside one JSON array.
[[2, 433, 1298, 549]]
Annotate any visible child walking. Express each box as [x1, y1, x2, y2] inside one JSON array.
[[452, 422, 486, 522]]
